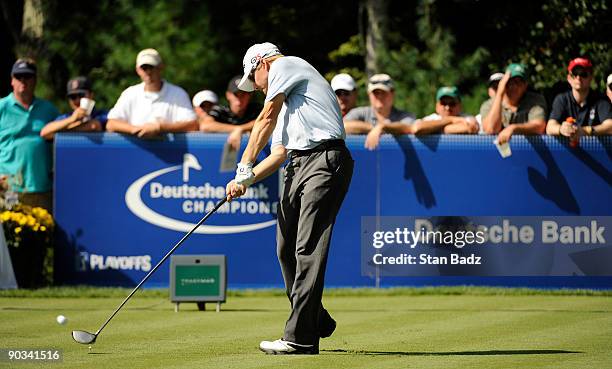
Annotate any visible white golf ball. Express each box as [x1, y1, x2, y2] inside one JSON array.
[[56, 315, 67, 325]]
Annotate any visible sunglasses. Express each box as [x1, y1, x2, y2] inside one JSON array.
[[571, 70, 591, 78], [13, 74, 35, 81], [439, 98, 458, 107], [247, 62, 260, 82], [68, 94, 85, 101], [335, 90, 352, 97]]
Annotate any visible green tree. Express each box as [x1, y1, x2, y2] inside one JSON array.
[[26, 0, 227, 111], [512, 0, 610, 92]]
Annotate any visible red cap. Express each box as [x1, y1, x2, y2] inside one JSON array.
[[567, 57, 592, 72]]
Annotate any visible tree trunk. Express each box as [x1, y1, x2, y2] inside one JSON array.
[[364, 0, 388, 77], [18, 0, 45, 57]]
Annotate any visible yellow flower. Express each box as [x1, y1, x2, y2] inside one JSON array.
[[40, 226, 46, 232], [14, 227, 22, 234]]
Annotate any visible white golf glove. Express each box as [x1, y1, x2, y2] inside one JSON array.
[[235, 162, 255, 187]]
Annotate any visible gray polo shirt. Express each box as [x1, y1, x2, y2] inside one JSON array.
[[479, 91, 547, 127], [344, 106, 415, 125], [267, 56, 345, 150]]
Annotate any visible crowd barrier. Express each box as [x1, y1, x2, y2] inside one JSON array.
[[53, 133, 612, 288]]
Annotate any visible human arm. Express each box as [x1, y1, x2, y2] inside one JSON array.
[[412, 116, 478, 135], [582, 119, 612, 135], [442, 117, 479, 134], [106, 119, 142, 135], [40, 108, 89, 140], [496, 119, 546, 144], [344, 120, 374, 134], [226, 144, 287, 200], [482, 71, 510, 134], [239, 94, 285, 165], [364, 121, 413, 150]]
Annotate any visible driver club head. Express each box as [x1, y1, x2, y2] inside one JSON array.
[[72, 330, 97, 344]]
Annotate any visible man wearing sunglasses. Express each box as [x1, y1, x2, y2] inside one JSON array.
[[106, 48, 197, 138], [414, 86, 479, 135], [330, 73, 358, 117], [40, 76, 107, 140], [0, 58, 59, 211], [225, 42, 353, 355], [546, 58, 612, 137], [481, 63, 547, 144]]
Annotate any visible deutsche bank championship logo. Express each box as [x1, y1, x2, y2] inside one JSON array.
[[125, 154, 277, 234]]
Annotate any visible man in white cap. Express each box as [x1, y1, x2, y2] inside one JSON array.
[[106, 48, 197, 138], [192, 90, 218, 117], [330, 73, 357, 117], [225, 42, 353, 355]]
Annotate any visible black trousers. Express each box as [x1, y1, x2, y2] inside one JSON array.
[[276, 142, 354, 345]]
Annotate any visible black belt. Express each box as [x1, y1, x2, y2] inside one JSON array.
[[289, 139, 345, 159]]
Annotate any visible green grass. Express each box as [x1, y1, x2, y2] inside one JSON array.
[[0, 288, 611, 368]]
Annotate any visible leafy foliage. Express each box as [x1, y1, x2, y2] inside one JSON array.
[[33, 0, 226, 111]]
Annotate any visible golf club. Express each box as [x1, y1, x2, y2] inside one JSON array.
[[72, 197, 228, 345]]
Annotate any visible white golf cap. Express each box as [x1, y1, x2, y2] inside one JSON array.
[[238, 42, 282, 92], [192, 90, 218, 107], [367, 74, 394, 93], [331, 73, 356, 92], [607, 73, 612, 86], [136, 48, 162, 67]]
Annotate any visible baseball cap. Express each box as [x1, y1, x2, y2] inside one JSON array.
[[506, 63, 527, 79], [238, 42, 282, 92], [136, 48, 162, 67], [66, 76, 92, 96], [11, 59, 37, 76], [488, 72, 504, 86], [192, 90, 218, 107], [368, 74, 394, 93], [607, 74, 612, 87], [331, 73, 356, 92], [436, 86, 460, 101], [567, 57, 592, 73], [227, 75, 243, 93]]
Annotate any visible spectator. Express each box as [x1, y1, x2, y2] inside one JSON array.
[[546, 58, 612, 137], [415, 86, 479, 134], [106, 48, 197, 138], [192, 90, 218, 116], [481, 63, 547, 144], [476, 73, 503, 129], [343, 74, 415, 149], [330, 73, 357, 117], [40, 76, 107, 140], [0, 58, 59, 211], [607, 74, 612, 103], [200, 75, 262, 150]]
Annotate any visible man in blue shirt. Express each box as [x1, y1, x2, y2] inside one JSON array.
[[0, 59, 59, 211], [40, 76, 107, 140]]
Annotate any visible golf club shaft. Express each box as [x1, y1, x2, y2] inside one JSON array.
[[94, 197, 228, 335]]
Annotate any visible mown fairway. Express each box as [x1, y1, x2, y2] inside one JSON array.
[[0, 288, 611, 369]]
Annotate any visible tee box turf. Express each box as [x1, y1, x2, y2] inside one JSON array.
[[170, 255, 227, 312]]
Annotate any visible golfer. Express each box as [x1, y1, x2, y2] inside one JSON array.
[[226, 42, 353, 355]]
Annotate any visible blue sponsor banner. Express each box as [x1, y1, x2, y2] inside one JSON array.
[[362, 216, 612, 276], [54, 133, 612, 288]]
